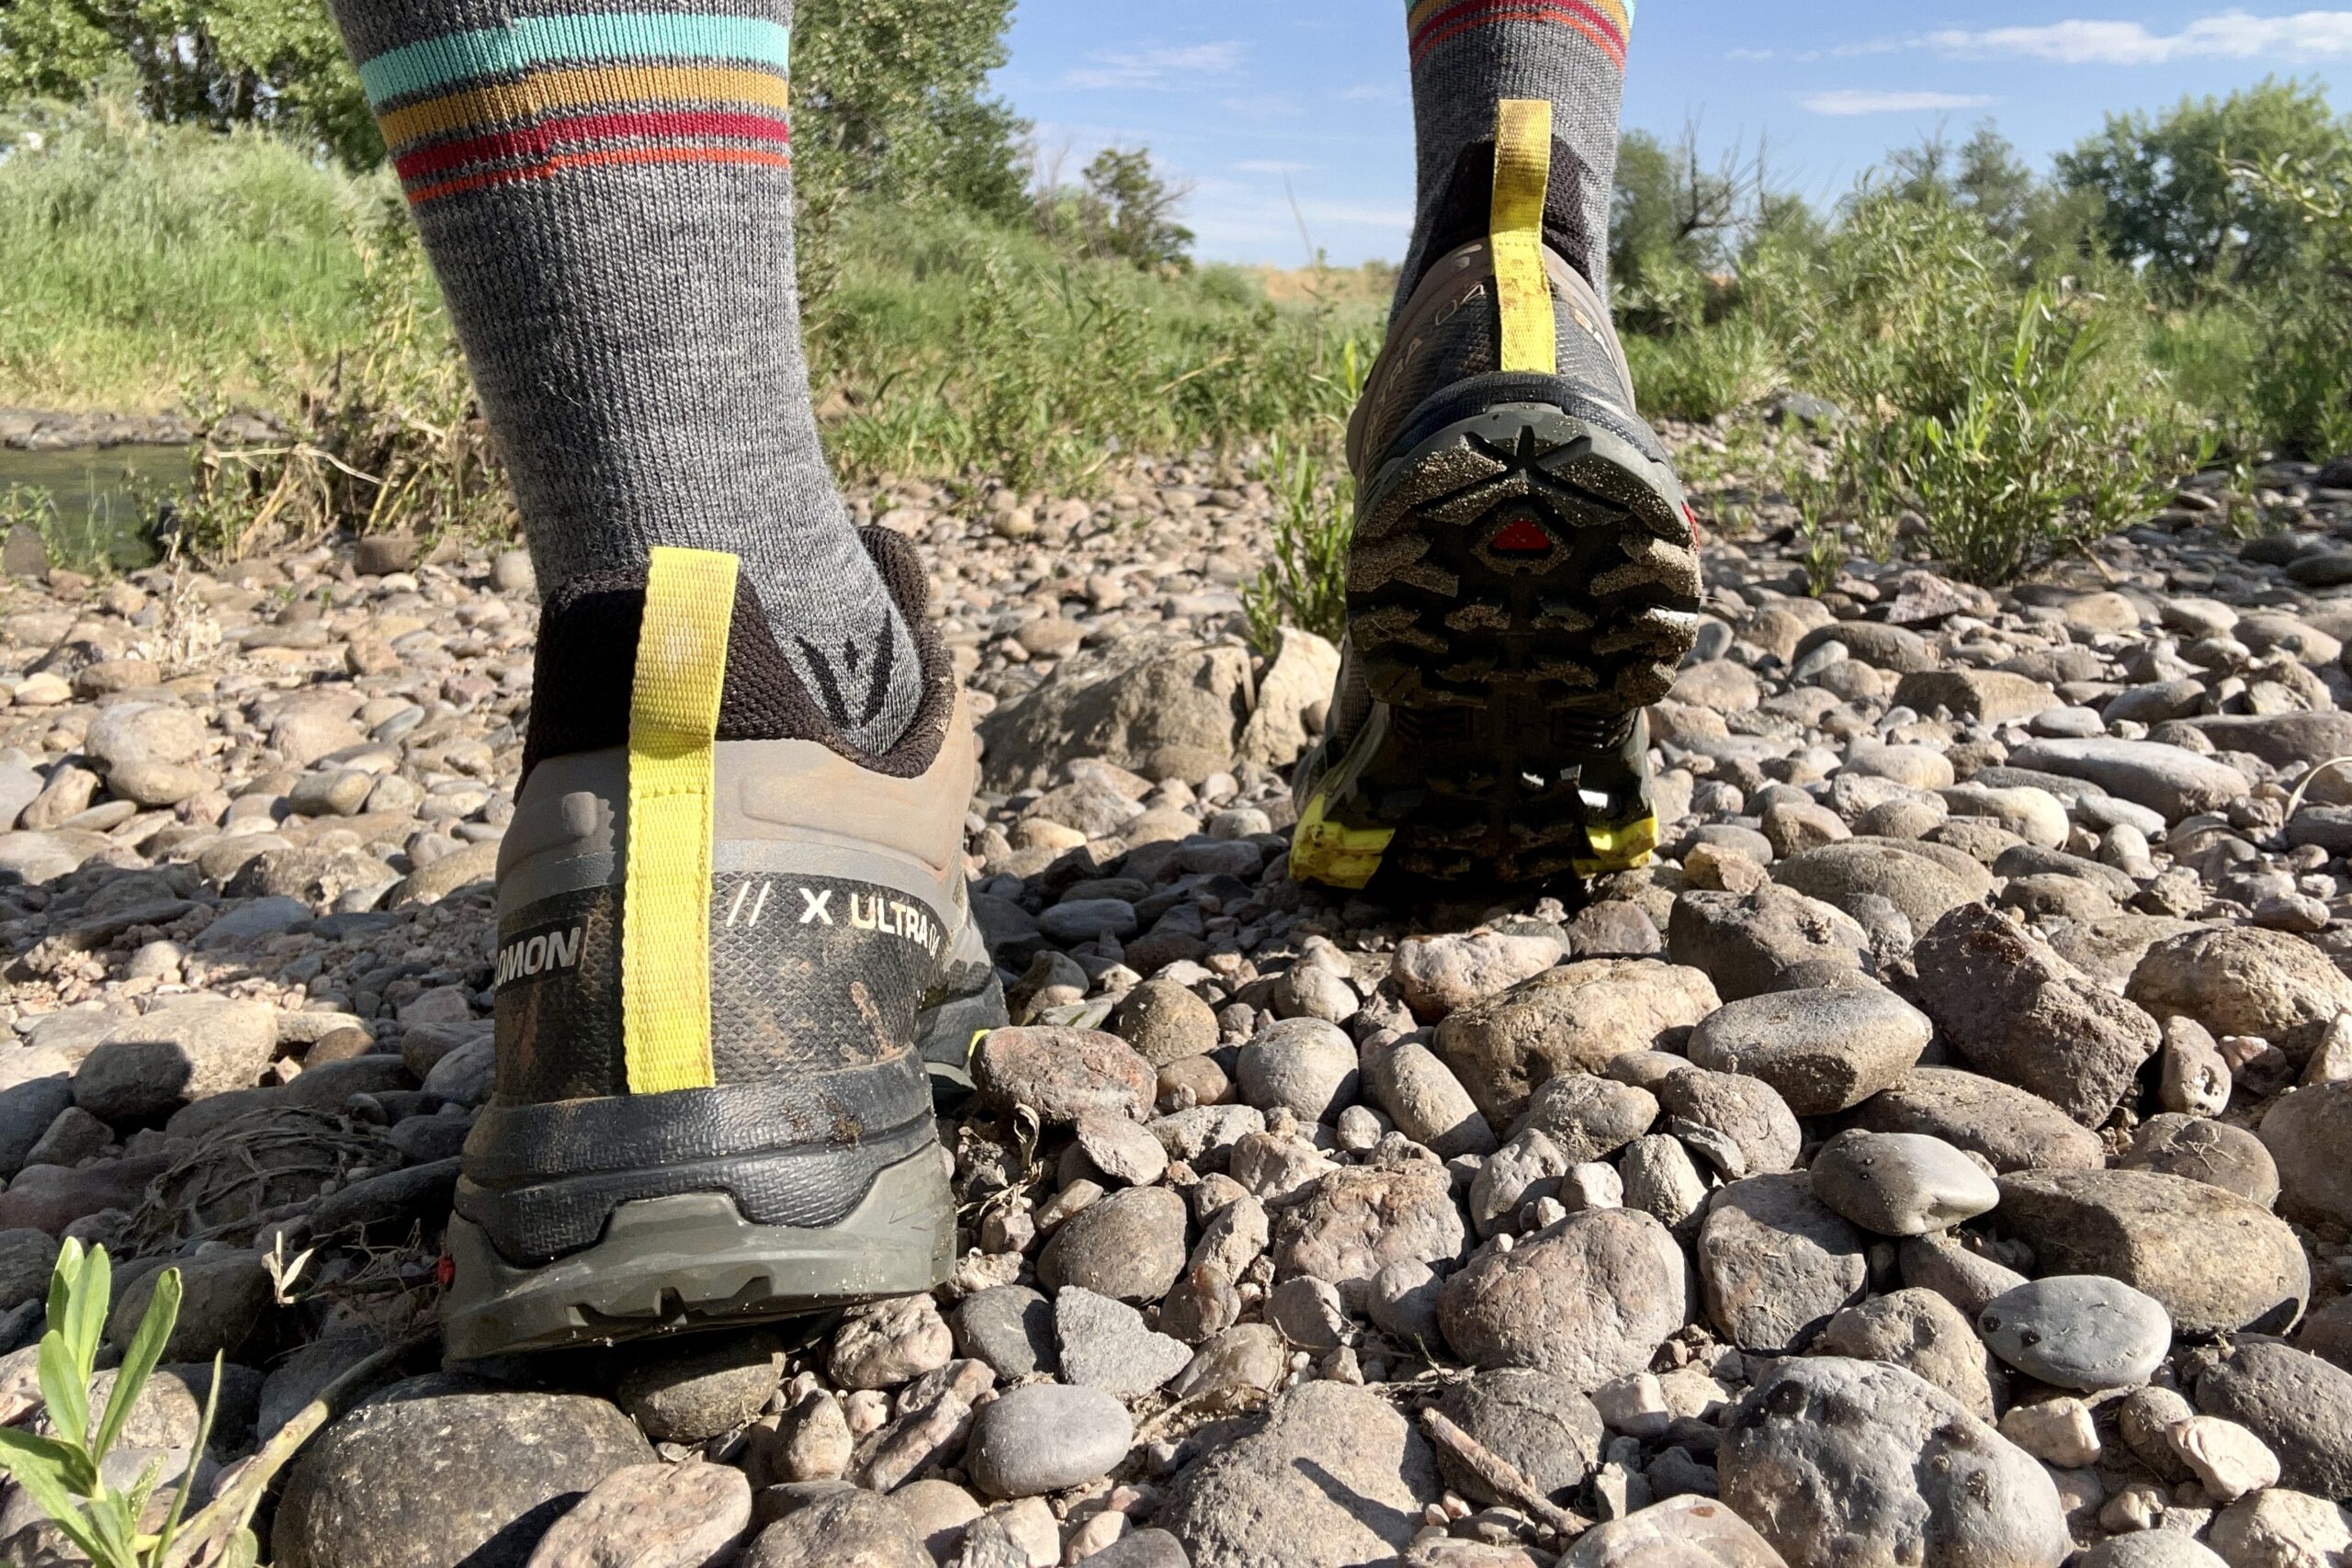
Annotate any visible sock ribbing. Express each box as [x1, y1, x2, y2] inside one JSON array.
[[1396, 0, 1632, 316], [330, 1, 924, 754]]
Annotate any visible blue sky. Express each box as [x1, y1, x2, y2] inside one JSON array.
[[994, 4, 2352, 266]]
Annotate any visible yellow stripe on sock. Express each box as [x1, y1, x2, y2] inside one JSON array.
[[622, 546, 737, 1095], [1492, 98, 1558, 377], [377, 62, 789, 152]]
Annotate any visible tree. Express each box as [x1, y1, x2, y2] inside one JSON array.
[[1035, 147, 1194, 270], [791, 0, 1028, 227], [0, 0, 376, 166], [2057, 78, 2349, 295]]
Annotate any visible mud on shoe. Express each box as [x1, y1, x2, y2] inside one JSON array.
[[443, 536, 1004, 1359], [1291, 99, 1702, 889]]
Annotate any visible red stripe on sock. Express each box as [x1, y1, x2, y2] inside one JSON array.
[[405, 144, 792, 204], [1409, 0, 1626, 66], [394, 107, 790, 183]]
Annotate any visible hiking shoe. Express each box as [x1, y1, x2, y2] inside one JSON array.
[[1291, 101, 1702, 888], [442, 536, 1004, 1359]]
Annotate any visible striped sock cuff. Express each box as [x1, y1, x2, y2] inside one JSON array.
[[1406, 0, 1634, 67], [354, 11, 793, 205]]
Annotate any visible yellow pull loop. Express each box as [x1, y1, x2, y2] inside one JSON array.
[[1492, 98, 1558, 377], [622, 546, 738, 1094]]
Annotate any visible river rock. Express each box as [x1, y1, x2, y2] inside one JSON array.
[[974, 1026, 1155, 1124], [612, 1331, 783, 1443], [1850, 1066, 2107, 1173], [1439, 1208, 1687, 1386], [2126, 927, 2352, 1065], [1770, 840, 1992, 932], [1432, 959, 1721, 1123], [1718, 1358, 2071, 1568], [1698, 1174, 1868, 1354], [1038, 1186, 1189, 1303], [1562, 1495, 1791, 1567], [1270, 1145, 1466, 1286], [273, 1379, 654, 1568], [1905, 903, 2158, 1125], [523, 1462, 752, 1568], [72, 998, 277, 1123], [2006, 737, 2251, 818], [1995, 1169, 2309, 1336], [1393, 931, 1564, 1020], [1685, 986, 1930, 1115], [739, 1491, 929, 1568], [2207, 1489, 2352, 1567], [1978, 1276, 2171, 1391], [1814, 1287, 2000, 1420], [2191, 1339, 2352, 1502], [967, 1383, 1134, 1499], [1236, 1017, 1360, 1122], [1108, 979, 1220, 1066], [2261, 1080, 2352, 1229], [1159, 1382, 1440, 1568], [1432, 1368, 1603, 1506], [1665, 885, 1870, 1001], [1805, 1129, 2000, 1235], [2120, 1114, 2279, 1204], [978, 634, 1251, 791]]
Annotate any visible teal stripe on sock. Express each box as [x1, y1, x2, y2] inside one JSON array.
[[359, 13, 790, 106]]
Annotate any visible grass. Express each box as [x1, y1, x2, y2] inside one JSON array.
[[0, 96, 406, 412], [5, 93, 2347, 589]]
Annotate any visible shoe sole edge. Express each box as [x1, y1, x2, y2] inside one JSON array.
[[442, 1145, 952, 1359]]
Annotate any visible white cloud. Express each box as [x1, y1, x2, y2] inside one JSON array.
[[1237, 158, 1313, 175], [1061, 41, 1245, 91], [1929, 10, 2352, 65], [1801, 89, 1997, 116], [1333, 82, 1405, 103]]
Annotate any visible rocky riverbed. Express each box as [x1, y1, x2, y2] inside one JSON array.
[[2, 438, 2352, 1568]]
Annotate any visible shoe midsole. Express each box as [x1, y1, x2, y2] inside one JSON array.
[[457, 1054, 936, 1269]]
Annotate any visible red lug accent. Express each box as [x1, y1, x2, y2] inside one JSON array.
[[1491, 517, 1554, 554]]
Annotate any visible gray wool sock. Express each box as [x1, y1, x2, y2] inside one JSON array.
[[1396, 0, 1633, 314], [326, 0, 922, 753]]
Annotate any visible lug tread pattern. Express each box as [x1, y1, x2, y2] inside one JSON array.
[[1336, 407, 1699, 882]]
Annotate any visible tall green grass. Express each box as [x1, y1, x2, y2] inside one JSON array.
[[0, 96, 405, 411]]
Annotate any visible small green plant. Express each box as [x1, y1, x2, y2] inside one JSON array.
[[0, 1240, 218, 1568], [1875, 288, 2171, 583], [1243, 434, 1354, 653]]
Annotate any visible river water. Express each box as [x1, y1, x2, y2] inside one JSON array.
[[0, 444, 195, 570]]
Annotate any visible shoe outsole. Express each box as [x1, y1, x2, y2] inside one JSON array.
[[442, 1148, 951, 1360], [1295, 400, 1700, 887]]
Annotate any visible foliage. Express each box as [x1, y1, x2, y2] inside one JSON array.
[[0, 91, 396, 410], [2057, 78, 2348, 296], [1035, 148, 1196, 271], [2230, 148, 2352, 460], [816, 204, 1372, 491], [787, 0, 1027, 305], [0, 1241, 221, 1568], [164, 216, 513, 562], [1622, 318, 1779, 423], [1244, 426, 1358, 654], [1886, 289, 2171, 583], [0, 0, 375, 166]]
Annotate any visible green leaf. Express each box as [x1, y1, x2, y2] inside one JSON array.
[[94, 1268, 178, 1464], [150, 1348, 222, 1568], [37, 1330, 88, 1454], [70, 1247, 111, 1372], [0, 1427, 107, 1563], [81, 1487, 143, 1568], [46, 1237, 84, 1341]]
